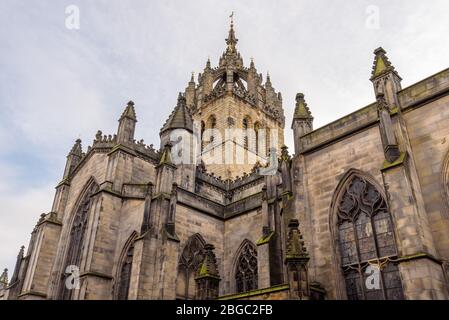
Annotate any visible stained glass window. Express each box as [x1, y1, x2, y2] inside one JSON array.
[[235, 241, 258, 293], [59, 181, 99, 300], [177, 234, 205, 300], [337, 175, 404, 300]]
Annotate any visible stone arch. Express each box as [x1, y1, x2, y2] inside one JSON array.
[[232, 239, 258, 294], [329, 168, 404, 300], [176, 233, 206, 300], [206, 115, 217, 129], [204, 115, 217, 147], [58, 177, 99, 299], [114, 231, 138, 300]]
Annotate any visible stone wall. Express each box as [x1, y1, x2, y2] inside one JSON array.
[[403, 94, 449, 260]]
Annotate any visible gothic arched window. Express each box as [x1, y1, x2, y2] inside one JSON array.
[[59, 180, 99, 300], [206, 116, 216, 145], [176, 234, 205, 300], [254, 122, 261, 154], [243, 117, 251, 149], [265, 128, 271, 156], [235, 240, 258, 293], [200, 121, 205, 152], [336, 173, 404, 300], [116, 238, 135, 300]]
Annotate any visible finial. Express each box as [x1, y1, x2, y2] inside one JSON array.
[[225, 12, 238, 53], [127, 100, 134, 106], [265, 72, 272, 86], [190, 72, 195, 82], [296, 93, 305, 102]]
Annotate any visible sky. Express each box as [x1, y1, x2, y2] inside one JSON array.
[[0, 0, 448, 276]]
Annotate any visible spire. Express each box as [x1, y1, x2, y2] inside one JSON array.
[[225, 12, 238, 54], [370, 47, 401, 81], [190, 72, 195, 84], [250, 57, 255, 69], [206, 57, 211, 69], [120, 100, 137, 121], [293, 93, 313, 120], [160, 93, 193, 134]]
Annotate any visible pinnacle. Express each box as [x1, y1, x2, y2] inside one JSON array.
[[69, 138, 83, 156], [285, 219, 309, 263], [370, 47, 401, 80], [160, 93, 193, 134], [293, 93, 313, 120], [120, 100, 137, 121]]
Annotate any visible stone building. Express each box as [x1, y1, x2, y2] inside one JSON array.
[[2, 19, 449, 300]]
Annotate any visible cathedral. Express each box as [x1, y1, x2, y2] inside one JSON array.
[[1, 19, 449, 301]]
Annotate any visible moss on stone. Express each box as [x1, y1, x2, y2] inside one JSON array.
[[381, 152, 406, 171], [256, 231, 275, 246]]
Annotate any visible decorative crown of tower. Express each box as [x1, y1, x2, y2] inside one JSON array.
[[181, 14, 285, 126]]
